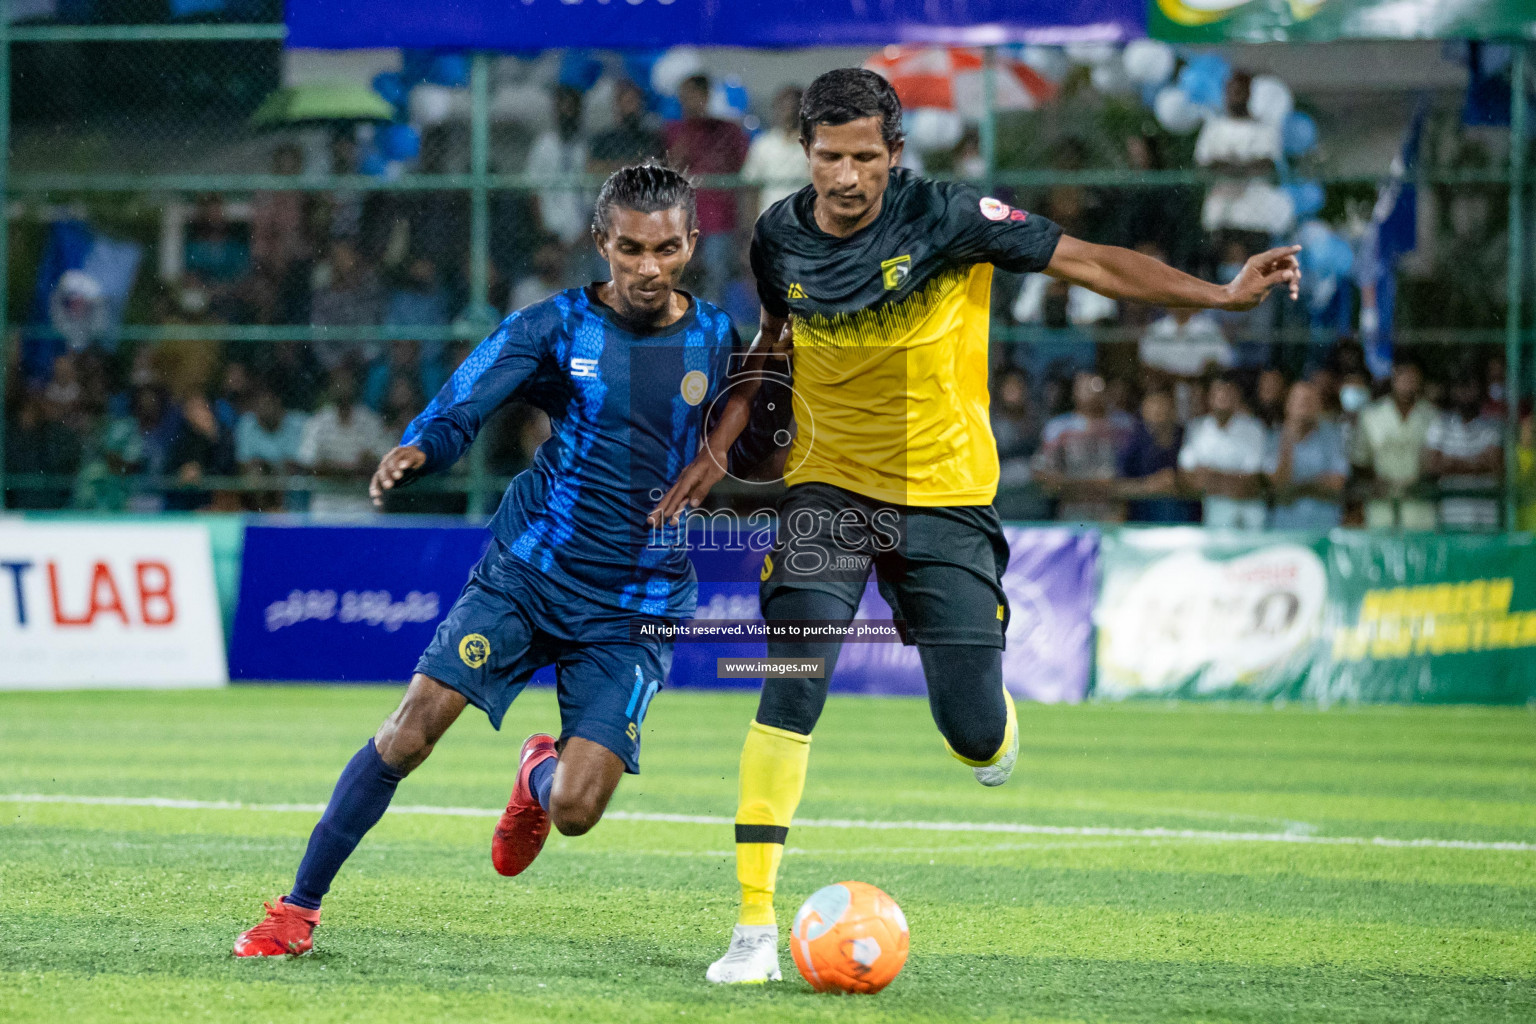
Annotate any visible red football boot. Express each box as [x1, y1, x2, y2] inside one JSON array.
[[491, 733, 557, 877], [232, 898, 320, 957]]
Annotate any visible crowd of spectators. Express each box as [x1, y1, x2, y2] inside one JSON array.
[[4, 73, 1529, 529], [1000, 347, 1516, 532]]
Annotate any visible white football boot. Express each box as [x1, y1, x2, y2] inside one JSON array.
[[971, 689, 1019, 788], [705, 924, 782, 984]]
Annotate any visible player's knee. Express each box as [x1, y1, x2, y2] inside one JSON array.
[[374, 718, 434, 775], [940, 716, 1005, 763], [550, 792, 603, 836]]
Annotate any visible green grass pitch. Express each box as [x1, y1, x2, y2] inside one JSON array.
[[2, 686, 1534, 1023]]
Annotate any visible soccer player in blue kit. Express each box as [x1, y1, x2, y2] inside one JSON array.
[[234, 165, 766, 957]]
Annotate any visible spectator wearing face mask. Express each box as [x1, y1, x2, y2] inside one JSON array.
[[1178, 373, 1268, 529], [1351, 359, 1437, 530], [1266, 381, 1349, 529], [1336, 370, 1372, 453], [1424, 371, 1504, 531]]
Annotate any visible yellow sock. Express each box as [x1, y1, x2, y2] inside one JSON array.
[[945, 689, 1017, 767], [734, 720, 811, 927]]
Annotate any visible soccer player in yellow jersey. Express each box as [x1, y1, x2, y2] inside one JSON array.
[[649, 68, 1301, 983]]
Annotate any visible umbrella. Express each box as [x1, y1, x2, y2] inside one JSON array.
[[251, 82, 396, 128], [864, 46, 1058, 120]]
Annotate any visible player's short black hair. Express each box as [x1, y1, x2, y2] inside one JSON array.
[[799, 68, 904, 150], [591, 162, 698, 237]]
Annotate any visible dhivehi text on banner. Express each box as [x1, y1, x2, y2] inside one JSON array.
[[1095, 528, 1329, 699], [1318, 532, 1536, 704], [0, 522, 227, 690], [288, 0, 1144, 51], [1151, 1, 1535, 44], [228, 524, 491, 682]]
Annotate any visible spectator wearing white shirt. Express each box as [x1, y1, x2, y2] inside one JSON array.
[[742, 86, 809, 218], [235, 385, 307, 512], [1350, 360, 1438, 529], [1178, 374, 1269, 528], [1194, 72, 1293, 238], [297, 368, 394, 518], [1138, 308, 1233, 379], [1424, 374, 1504, 531], [526, 86, 591, 250], [236, 386, 307, 473]]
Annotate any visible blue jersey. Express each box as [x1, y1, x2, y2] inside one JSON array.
[[402, 287, 746, 620]]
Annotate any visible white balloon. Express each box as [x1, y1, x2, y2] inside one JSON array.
[[1017, 45, 1069, 82], [1154, 86, 1204, 134], [1122, 39, 1176, 87], [905, 108, 964, 153], [1091, 60, 1133, 95], [1247, 74, 1294, 126], [651, 46, 704, 98], [1065, 41, 1118, 67], [410, 84, 455, 127]]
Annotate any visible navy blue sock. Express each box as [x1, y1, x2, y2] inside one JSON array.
[[284, 739, 406, 911], [530, 756, 556, 813]]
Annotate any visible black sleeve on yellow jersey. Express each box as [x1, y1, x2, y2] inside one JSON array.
[[937, 181, 1064, 275], [750, 219, 790, 319]]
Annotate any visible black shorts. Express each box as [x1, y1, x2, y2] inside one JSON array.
[[758, 482, 1011, 648]]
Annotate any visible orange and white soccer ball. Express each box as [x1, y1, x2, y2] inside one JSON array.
[[790, 881, 909, 994]]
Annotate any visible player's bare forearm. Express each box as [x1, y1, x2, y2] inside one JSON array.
[[1046, 236, 1302, 312]]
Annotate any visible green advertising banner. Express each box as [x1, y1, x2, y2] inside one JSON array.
[[1097, 528, 1536, 704], [1151, 1, 1535, 44], [1096, 528, 1330, 700], [1321, 532, 1536, 704]]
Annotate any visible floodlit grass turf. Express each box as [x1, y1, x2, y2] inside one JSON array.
[[2, 687, 1534, 1023]]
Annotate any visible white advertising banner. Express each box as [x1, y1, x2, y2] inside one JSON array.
[[0, 522, 227, 689]]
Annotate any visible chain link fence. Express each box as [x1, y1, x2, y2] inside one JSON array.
[[2, 21, 1531, 528]]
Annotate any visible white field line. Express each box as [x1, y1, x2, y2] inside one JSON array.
[[3, 793, 1534, 853]]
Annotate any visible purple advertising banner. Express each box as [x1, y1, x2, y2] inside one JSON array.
[[230, 522, 1097, 701], [672, 526, 1097, 702]]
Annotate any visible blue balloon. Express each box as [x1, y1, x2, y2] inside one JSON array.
[[359, 151, 389, 177], [621, 50, 664, 95], [1176, 53, 1230, 108], [379, 123, 420, 162], [719, 76, 749, 117], [399, 49, 434, 86], [1325, 233, 1355, 278], [371, 72, 408, 112], [427, 54, 470, 89], [1285, 180, 1325, 219], [1283, 111, 1318, 156], [558, 50, 604, 93], [655, 94, 682, 122]]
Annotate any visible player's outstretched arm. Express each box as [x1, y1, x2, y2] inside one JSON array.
[[369, 445, 427, 508], [648, 309, 790, 528], [1046, 236, 1302, 312]]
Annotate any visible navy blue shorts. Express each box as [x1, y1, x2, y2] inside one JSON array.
[[416, 539, 672, 774]]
